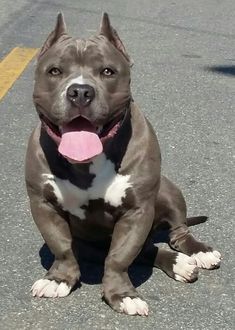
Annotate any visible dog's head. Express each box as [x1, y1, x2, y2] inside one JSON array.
[[33, 13, 132, 163]]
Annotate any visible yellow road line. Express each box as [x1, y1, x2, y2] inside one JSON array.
[[0, 47, 38, 101]]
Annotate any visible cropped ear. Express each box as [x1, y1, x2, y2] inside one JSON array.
[[100, 13, 133, 66], [38, 13, 67, 58]]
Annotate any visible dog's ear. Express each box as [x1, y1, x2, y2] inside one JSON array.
[[38, 13, 67, 58], [100, 13, 133, 66]]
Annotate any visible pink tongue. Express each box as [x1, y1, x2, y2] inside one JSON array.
[[58, 117, 103, 162]]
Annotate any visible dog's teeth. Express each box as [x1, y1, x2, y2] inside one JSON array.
[[96, 126, 103, 134]]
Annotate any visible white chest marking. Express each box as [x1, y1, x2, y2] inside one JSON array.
[[43, 174, 88, 219], [43, 154, 132, 219]]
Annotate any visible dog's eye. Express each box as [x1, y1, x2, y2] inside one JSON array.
[[48, 67, 62, 76], [101, 68, 115, 77]]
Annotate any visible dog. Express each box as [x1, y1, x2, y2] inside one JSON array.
[[25, 12, 221, 316]]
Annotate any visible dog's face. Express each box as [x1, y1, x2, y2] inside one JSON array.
[[33, 13, 132, 162]]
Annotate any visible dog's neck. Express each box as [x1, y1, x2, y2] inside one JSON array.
[[102, 104, 132, 170]]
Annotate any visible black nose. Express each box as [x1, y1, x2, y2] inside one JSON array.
[[67, 84, 95, 107]]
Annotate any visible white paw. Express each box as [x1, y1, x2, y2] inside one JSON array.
[[173, 253, 199, 283], [31, 279, 71, 298], [120, 297, 149, 316], [192, 250, 221, 269]]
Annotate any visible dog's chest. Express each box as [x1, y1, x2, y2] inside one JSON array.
[[42, 154, 131, 220]]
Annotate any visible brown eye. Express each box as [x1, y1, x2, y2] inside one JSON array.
[[48, 67, 62, 76], [101, 67, 115, 76]]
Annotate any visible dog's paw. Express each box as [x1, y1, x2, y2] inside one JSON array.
[[31, 279, 71, 298], [192, 250, 221, 269], [120, 297, 149, 316], [173, 253, 199, 283]]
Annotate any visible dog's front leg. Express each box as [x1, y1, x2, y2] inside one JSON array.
[[29, 192, 80, 298], [103, 203, 154, 316]]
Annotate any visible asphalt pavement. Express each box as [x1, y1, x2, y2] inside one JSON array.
[[0, 1, 234, 329]]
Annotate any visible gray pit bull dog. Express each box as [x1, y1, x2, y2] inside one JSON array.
[[25, 13, 221, 316]]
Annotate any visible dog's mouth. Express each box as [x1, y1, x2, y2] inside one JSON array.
[[40, 114, 123, 163]]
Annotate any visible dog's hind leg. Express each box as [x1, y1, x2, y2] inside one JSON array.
[[137, 245, 199, 283], [169, 227, 221, 270], [154, 176, 221, 270]]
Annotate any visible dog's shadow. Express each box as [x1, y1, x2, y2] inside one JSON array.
[[39, 230, 169, 288]]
